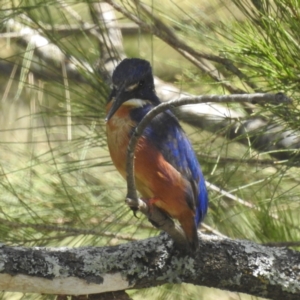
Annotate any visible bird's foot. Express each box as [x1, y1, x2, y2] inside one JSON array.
[[141, 197, 160, 213], [141, 197, 164, 228]]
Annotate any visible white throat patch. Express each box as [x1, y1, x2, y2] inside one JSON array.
[[122, 99, 149, 107]]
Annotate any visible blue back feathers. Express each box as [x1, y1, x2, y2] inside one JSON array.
[[130, 104, 208, 225]]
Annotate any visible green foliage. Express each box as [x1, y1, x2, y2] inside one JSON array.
[[0, 0, 300, 299]]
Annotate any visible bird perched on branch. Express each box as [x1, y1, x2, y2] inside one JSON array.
[[105, 58, 208, 251]]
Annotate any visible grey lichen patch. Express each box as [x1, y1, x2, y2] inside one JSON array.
[[249, 254, 275, 278], [157, 255, 196, 283], [158, 268, 182, 284], [82, 235, 179, 286], [242, 239, 286, 257], [242, 240, 300, 294], [243, 240, 264, 255], [118, 238, 158, 280], [81, 239, 151, 279], [81, 248, 115, 276], [44, 255, 69, 278], [269, 265, 300, 294], [200, 233, 224, 242], [155, 245, 169, 270]]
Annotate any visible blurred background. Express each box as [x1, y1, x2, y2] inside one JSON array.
[[0, 0, 300, 299]]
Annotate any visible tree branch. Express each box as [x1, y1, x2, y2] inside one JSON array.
[[2, 9, 300, 162], [0, 233, 299, 299]]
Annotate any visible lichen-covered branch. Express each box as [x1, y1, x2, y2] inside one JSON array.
[[0, 233, 299, 299]]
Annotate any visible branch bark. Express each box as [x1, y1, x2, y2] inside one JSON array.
[[0, 233, 299, 299]]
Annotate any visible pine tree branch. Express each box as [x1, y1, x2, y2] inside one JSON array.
[[197, 153, 295, 166], [0, 233, 299, 299], [0, 23, 139, 37], [2, 10, 300, 162], [0, 218, 136, 242], [263, 241, 300, 248]]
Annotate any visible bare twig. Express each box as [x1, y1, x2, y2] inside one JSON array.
[[61, 61, 72, 141], [206, 181, 256, 209], [201, 223, 228, 238], [0, 23, 139, 37], [197, 152, 292, 166], [0, 217, 136, 242], [263, 241, 300, 248]]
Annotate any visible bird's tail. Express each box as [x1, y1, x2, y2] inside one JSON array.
[[178, 216, 199, 252]]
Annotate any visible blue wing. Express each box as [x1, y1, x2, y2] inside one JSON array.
[[130, 105, 208, 225]]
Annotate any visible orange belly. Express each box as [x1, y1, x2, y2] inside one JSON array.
[[106, 103, 194, 221]]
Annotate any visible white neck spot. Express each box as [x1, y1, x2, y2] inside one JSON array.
[[123, 99, 149, 107]]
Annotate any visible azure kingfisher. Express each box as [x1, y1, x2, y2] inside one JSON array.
[[105, 58, 208, 251]]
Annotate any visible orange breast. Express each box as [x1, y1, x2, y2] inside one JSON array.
[[106, 102, 135, 178]]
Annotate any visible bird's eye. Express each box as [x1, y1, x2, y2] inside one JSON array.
[[125, 83, 138, 92], [139, 80, 145, 86]]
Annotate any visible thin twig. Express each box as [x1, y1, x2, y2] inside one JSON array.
[[201, 223, 228, 238], [206, 181, 256, 209], [0, 23, 139, 37], [263, 241, 300, 248], [0, 218, 136, 242], [197, 152, 291, 166]]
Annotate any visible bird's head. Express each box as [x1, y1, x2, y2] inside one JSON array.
[[106, 58, 159, 121]]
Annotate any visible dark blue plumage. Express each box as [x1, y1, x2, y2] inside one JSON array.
[[130, 104, 208, 227]]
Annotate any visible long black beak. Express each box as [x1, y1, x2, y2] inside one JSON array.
[[105, 84, 126, 121]]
